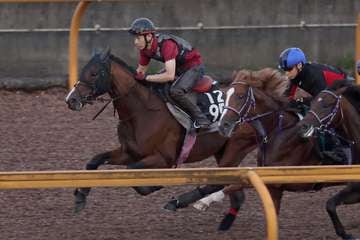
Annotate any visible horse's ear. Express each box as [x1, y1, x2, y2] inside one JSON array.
[[92, 48, 101, 57], [100, 46, 111, 61]]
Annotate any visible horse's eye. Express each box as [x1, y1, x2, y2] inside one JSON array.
[[91, 72, 98, 77]]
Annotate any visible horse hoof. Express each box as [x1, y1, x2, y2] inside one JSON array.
[[73, 190, 87, 214], [218, 213, 236, 231], [163, 199, 178, 212], [343, 234, 356, 240], [193, 201, 209, 212], [74, 201, 87, 214]]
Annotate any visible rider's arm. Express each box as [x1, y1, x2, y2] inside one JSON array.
[[137, 51, 150, 74], [145, 59, 176, 82], [145, 40, 178, 83], [284, 82, 298, 100], [137, 64, 148, 74]]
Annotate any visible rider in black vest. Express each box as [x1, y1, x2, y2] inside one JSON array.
[[279, 48, 348, 100], [128, 18, 211, 128], [279, 47, 350, 164]]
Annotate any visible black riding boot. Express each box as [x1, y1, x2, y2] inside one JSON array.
[[174, 94, 211, 128]]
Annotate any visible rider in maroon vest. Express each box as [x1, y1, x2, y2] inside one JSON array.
[[279, 47, 349, 101], [128, 18, 211, 128]]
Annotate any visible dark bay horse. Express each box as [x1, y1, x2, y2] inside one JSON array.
[[200, 76, 360, 239], [65, 49, 260, 221], [297, 80, 360, 240]]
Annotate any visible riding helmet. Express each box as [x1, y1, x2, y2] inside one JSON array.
[[278, 47, 307, 71], [128, 18, 156, 35]]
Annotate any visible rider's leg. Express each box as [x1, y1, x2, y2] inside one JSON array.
[[169, 65, 211, 128]]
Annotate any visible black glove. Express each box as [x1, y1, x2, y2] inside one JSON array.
[[288, 99, 299, 109]]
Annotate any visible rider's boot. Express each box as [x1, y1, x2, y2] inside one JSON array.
[[173, 94, 211, 129]]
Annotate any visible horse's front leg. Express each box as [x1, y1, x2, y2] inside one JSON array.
[[74, 147, 136, 214], [126, 153, 169, 196], [326, 183, 360, 240], [268, 186, 283, 215]]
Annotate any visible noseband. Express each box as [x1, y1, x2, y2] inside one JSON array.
[[224, 81, 256, 123], [308, 90, 343, 129], [73, 81, 97, 104]]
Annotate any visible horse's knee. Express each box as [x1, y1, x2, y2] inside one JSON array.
[[326, 197, 337, 214], [86, 151, 112, 170]]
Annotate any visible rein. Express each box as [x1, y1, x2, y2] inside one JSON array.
[[92, 96, 121, 120]]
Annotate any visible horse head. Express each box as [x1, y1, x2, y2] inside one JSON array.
[[219, 81, 255, 137], [298, 89, 344, 138], [219, 68, 289, 138], [65, 48, 113, 111]]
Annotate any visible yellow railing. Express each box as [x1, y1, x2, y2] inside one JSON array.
[[1, 165, 360, 240]]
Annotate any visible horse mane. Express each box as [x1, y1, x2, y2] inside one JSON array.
[[330, 80, 360, 113], [109, 54, 137, 75], [232, 68, 288, 98]]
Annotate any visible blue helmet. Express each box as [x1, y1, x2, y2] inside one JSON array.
[[278, 47, 307, 71]]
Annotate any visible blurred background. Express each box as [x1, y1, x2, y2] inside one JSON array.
[[0, 0, 360, 89]]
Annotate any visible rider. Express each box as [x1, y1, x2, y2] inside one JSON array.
[[128, 17, 211, 128], [278, 47, 349, 101], [278, 47, 349, 164]]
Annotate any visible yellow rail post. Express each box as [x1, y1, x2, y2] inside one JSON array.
[[247, 171, 278, 240], [68, 0, 90, 89], [356, 13, 360, 84]]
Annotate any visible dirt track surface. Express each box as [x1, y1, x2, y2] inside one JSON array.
[[0, 88, 359, 240]]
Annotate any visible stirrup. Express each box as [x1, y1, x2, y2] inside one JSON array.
[[193, 121, 211, 129]]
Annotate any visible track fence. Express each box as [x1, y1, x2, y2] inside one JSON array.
[[1, 165, 360, 240]]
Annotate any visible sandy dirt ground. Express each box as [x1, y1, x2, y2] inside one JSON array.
[[0, 88, 359, 240]]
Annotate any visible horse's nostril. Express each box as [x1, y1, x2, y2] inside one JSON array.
[[223, 121, 230, 129]]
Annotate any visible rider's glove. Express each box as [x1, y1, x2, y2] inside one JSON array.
[[134, 72, 147, 81]]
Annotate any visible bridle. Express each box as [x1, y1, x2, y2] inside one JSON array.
[[308, 90, 343, 129], [223, 81, 256, 123], [224, 81, 275, 124], [73, 81, 98, 105]]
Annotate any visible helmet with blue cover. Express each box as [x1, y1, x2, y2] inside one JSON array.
[[278, 47, 307, 71]]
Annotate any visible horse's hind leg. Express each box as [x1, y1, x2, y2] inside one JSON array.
[[326, 183, 360, 240]]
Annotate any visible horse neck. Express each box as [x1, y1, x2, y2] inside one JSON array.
[[337, 99, 360, 159], [110, 63, 164, 120], [252, 88, 296, 134]]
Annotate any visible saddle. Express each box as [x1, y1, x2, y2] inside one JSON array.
[[149, 75, 225, 132]]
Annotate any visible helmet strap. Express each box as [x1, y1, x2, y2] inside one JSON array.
[[144, 33, 153, 49], [296, 63, 304, 73]]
